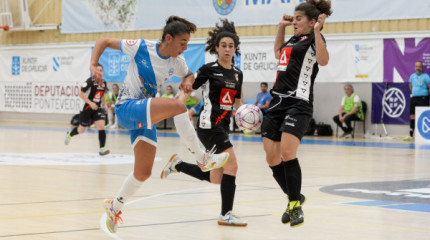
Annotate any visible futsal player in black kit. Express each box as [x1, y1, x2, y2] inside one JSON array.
[[160, 19, 247, 226], [262, 0, 332, 227], [65, 63, 110, 156]]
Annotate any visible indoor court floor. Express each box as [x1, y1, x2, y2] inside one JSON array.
[[0, 120, 429, 240]]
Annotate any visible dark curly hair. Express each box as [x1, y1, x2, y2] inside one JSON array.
[[295, 0, 333, 30], [205, 19, 240, 63], [161, 16, 197, 41]]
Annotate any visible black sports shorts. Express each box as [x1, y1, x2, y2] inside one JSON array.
[[261, 95, 312, 141], [410, 96, 429, 115], [79, 108, 106, 127], [197, 125, 232, 154]]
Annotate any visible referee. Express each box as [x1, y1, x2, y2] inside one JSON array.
[[404, 60, 430, 141]]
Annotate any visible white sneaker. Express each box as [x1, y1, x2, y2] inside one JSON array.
[[103, 199, 123, 233], [109, 124, 118, 129], [197, 146, 229, 172], [99, 148, 110, 156], [64, 132, 72, 145], [160, 154, 183, 179], [217, 211, 248, 227]]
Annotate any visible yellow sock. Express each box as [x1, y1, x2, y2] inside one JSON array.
[[289, 200, 300, 210]]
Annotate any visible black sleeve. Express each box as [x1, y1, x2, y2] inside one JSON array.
[[192, 65, 209, 90], [235, 71, 243, 99], [81, 78, 92, 92], [311, 33, 326, 52]]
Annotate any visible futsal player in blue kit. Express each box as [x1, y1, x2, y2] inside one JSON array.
[[89, 16, 230, 233]]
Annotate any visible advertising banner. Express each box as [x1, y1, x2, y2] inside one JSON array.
[[371, 83, 411, 124], [62, 0, 430, 34]]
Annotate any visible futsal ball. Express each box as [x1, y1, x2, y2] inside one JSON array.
[[235, 104, 263, 132]]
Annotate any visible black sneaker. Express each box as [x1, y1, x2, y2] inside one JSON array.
[[282, 194, 306, 224], [289, 204, 304, 227]]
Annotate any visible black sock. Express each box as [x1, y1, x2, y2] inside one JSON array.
[[175, 162, 210, 182], [410, 120, 415, 137], [282, 158, 302, 201], [221, 174, 236, 215], [70, 127, 79, 137], [270, 162, 289, 195], [99, 130, 106, 148]]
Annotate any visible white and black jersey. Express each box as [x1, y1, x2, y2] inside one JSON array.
[[273, 33, 325, 106], [193, 61, 243, 130], [81, 77, 107, 110]]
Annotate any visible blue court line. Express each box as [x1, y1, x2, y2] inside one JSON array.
[[1, 124, 430, 150], [342, 200, 430, 213]]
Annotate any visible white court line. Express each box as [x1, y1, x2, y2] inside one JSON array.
[[99, 186, 215, 239]]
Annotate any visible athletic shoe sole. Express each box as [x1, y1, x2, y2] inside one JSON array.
[[200, 153, 230, 172], [160, 154, 178, 179], [217, 221, 248, 227]]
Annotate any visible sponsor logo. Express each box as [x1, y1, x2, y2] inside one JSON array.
[[108, 53, 121, 76], [53, 57, 60, 71], [279, 47, 292, 69], [300, 36, 308, 41], [321, 180, 430, 204], [138, 122, 143, 128], [417, 110, 430, 140], [126, 39, 138, 46], [213, 0, 237, 15], [214, 73, 224, 77], [383, 88, 406, 118], [12, 56, 20, 75], [220, 88, 236, 110], [12, 56, 48, 74], [168, 68, 174, 76]]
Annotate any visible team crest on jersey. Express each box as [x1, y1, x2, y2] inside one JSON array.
[[213, 0, 237, 16], [138, 122, 143, 129], [300, 36, 308, 41], [126, 40, 138, 46], [234, 73, 239, 82]]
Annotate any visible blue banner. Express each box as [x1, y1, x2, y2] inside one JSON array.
[[97, 43, 205, 83], [371, 83, 411, 124]]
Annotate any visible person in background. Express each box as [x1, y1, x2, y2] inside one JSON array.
[[106, 83, 120, 129], [64, 64, 110, 155], [254, 82, 272, 116], [332, 84, 363, 138], [185, 91, 199, 121], [162, 85, 175, 98], [403, 60, 430, 141]]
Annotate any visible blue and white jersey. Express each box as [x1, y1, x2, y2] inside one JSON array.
[[117, 39, 189, 104]]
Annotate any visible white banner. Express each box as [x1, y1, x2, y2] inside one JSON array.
[[318, 39, 383, 83], [62, 0, 430, 34], [205, 41, 278, 83], [0, 46, 91, 113], [206, 38, 384, 83], [0, 81, 83, 114]]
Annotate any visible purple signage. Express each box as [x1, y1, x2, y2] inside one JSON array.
[[383, 38, 430, 82], [371, 83, 411, 124]]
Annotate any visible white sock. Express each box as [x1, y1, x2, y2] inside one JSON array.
[[173, 112, 205, 163], [107, 111, 113, 126], [112, 172, 143, 212]]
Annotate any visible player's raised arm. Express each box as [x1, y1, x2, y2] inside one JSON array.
[[90, 38, 120, 84]]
